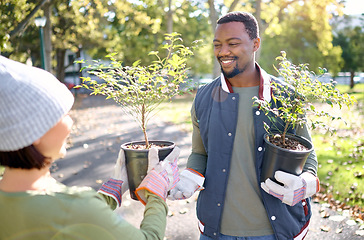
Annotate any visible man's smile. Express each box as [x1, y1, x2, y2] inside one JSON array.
[[219, 57, 237, 68]]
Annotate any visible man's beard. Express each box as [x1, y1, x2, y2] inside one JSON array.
[[219, 58, 246, 79]]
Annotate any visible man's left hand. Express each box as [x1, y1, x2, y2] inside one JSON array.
[[261, 171, 320, 206]]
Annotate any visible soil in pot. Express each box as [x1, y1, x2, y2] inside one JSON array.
[[121, 140, 175, 200], [267, 134, 309, 151], [260, 133, 313, 183]]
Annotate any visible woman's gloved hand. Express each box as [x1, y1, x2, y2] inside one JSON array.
[[168, 168, 204, 200], [97, 149, 129, 207], [261, 171, 320, 206], [135, 146, 180, 205], [98, 146, 161, 207]]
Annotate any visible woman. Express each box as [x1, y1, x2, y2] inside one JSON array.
[[0, 56, 179, 240]]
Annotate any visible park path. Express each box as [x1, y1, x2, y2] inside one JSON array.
[[51, 94, 363, 240]]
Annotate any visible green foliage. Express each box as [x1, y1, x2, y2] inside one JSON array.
[[253, 51, 356, 144], [0, 0, 39, 61], [77, 33, 200, 147], [333, 25, 364, 73], [255, 0, 343, 76]]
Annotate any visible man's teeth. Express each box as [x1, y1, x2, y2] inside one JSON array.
[[222, 60, 234, 64]]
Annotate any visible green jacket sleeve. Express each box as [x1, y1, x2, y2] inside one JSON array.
[[187, 99, 207, 176], [295, 124, 318, 176]]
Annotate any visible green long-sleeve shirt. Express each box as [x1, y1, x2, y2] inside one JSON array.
[[0, 179, 167, 240]]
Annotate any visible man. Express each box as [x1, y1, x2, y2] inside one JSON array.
[[169, 12, 319, 240]]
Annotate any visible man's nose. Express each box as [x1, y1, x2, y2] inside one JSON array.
[[218, 44, 231, 56]]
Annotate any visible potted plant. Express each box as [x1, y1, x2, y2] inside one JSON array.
[[253, 51, 356, 182], [76, 33, 200, 199]]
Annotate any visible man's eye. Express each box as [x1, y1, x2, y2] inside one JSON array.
[[214, 44, 221, 48], [229, 43, 239, 46]]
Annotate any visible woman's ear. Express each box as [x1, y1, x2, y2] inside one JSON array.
[[32, 139, 41, 146]]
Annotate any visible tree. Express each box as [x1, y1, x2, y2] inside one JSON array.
[[1, 0, 212, 82], [0, 0, 39, 60], [332, 15, 364, 88]]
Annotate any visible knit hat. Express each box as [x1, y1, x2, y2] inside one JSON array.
[[0, 56, 74, 151]]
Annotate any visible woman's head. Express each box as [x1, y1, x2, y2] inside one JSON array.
[[0, 56, 74, 169]]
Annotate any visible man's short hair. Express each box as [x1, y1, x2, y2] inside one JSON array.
[[217, 11, 259, 40]]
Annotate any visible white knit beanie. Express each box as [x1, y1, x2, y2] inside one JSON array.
[[0, 56, 74, 151]]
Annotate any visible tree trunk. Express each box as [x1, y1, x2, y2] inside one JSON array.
[[56, 49, 66, 83], [9, 0, 50, 39], [166, 0, 173, 34], [43, 2, 52, 72], [350, 71, 355, 89], [228, 0, 240, 12], [255, 0, 262, 61], [208, 0, 220, 78]]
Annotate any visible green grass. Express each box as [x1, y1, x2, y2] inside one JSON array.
[[335, 83, 364, 102], [157, 84, 364, 209], [313, 134, 363, 207], [157, 93, 195, 132]]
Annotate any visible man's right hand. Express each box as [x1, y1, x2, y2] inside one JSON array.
[[168, 168, 205, 200]]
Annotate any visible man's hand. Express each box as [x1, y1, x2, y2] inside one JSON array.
[[261, 171, 320, 206], [168, 168, 205, 200]]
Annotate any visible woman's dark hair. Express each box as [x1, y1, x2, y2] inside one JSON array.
[[0, 145, 48, 170], [217, 11, 259, 40]]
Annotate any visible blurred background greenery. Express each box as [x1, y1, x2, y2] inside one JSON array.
[[0, 0, 363, 88]]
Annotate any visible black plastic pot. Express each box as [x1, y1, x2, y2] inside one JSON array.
[[120, 140, 175, 200], [260, 133, 313, 183]]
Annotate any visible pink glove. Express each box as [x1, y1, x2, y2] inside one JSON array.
[[98, 147, 161, 207], [168, 168, 204, 200], [135, 147, 180, 205], [261, 171, 320, 206]]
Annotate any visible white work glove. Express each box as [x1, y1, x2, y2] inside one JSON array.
[[98, 148, 160, 207], [168, 168, 205, 200], [261, 171, 320, 206], [135, 147, 181, 205]]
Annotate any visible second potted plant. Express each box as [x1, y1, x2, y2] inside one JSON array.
[[253, 51, 356, 182], [77, 33, 200, 200]]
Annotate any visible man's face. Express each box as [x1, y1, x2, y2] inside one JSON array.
[[213, 21, 259, 79]]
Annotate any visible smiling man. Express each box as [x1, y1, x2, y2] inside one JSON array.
[[168, 11, 319, 240]]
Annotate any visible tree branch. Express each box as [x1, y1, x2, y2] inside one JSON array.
[[228, 0, 241, 13], [9, 0, 52, 39]]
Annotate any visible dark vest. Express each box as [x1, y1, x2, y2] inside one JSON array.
[[194, 76, 312, 240]]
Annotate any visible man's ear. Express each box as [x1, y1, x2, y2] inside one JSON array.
[[253, 37, 261, 52]]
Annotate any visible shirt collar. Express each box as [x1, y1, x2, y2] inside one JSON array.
[[220, 63, 271, 102]]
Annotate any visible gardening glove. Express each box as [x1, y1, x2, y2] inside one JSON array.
[[98, 149, 129, 208], [135, 147, 180, 205], [98, 147, 161, 207], [261, 171, 320, 206], [168, 168, 205, 200]]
